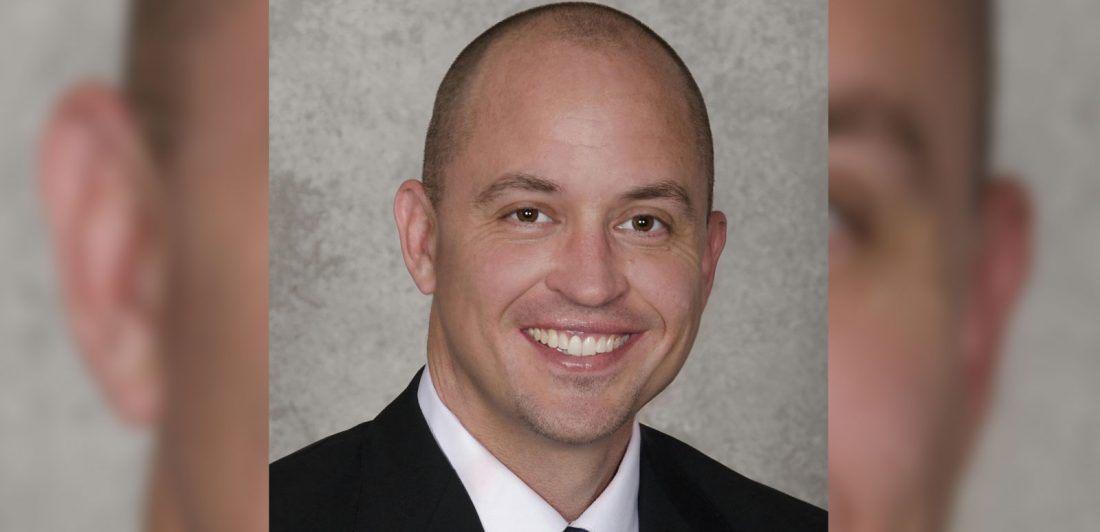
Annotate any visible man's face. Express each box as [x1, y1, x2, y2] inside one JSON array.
[[427, 37, 724, 445], [829, 0, 1006, 529]]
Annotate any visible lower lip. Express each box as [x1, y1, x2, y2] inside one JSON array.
[[521, 331, 641, 374]]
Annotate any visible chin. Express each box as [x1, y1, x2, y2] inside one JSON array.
[[514, 390, 638, 445]]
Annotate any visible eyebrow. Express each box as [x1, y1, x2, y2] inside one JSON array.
[[473, 173, 561, 207], [472, 172, 695, 216], [829, 91, 929, 174], [620, 180, 694, 216]]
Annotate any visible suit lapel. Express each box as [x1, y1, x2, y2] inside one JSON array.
[[352, 371, 741, 532], [638, 426, 737, 532], [638, 443, 695, 532], [353, 368, 483, 532]]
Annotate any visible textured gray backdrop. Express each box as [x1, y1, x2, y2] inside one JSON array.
[[269, 0, 829, 507]]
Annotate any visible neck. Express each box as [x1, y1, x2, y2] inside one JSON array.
[[512, 433, 631, 521], [426, 327, 634, 521]]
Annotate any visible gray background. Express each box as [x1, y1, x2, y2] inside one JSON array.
[[269, 0, 830, 507]]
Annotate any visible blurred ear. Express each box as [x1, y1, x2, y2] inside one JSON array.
[[960, 178, 1032, 436], [38, 83, 167, 426], [700, 210, 728, 306], [393, 179, 437, 294]]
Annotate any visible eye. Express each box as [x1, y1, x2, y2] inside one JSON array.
[[616, 214, 667, 233], [509, 207, 551, 224]]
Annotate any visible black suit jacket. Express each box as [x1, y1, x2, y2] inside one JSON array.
[[271, 369, 825, 531]]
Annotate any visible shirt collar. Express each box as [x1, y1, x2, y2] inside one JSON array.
[[418, 366, 641, 532]]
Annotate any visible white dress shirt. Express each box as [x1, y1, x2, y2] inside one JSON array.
[[418, 367, 641, 532]]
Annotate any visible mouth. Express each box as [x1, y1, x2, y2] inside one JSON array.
[[523, 328, 631, 357]]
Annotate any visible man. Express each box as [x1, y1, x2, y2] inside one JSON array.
[[272, 3, 824, 531], [829, 0, 1031, 530], [37, 0, 267, 529]]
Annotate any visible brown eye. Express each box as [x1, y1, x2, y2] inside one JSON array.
[[510, 207, 549, 224], [616, 214, 667, 234]]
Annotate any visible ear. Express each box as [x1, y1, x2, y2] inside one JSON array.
[[960, 178, 1032, 437], [393, 179, 438, 294], [38, 82, 167, 426], [701, 210, 728, 305]]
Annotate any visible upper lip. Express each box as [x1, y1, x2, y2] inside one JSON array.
[[520, 320, 645, 335]]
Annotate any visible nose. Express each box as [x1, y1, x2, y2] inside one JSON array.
[[544, 222, 629, 308]]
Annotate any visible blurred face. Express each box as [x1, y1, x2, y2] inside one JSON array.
[[39, 1, 267, 529], [156, 0, 267, 528], [830, 1, 1029, 530], [420, 37, 725, 445]]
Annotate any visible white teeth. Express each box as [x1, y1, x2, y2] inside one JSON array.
[[567, 335, 583, 356], [582, 336, 597, 356], [525, 328, 631, 357]]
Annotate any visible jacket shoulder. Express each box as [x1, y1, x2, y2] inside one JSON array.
[[270, 421, 373, 532], [640, 425, 826, 531]]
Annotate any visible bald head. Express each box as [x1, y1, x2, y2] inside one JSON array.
[[423, 2, 714, 210]]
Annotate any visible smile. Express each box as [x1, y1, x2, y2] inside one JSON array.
[[524, 328, 630, 357]]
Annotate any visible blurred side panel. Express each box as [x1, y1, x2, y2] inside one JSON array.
[[955, 1, 1100, 530], [0, 1, 147, 531]]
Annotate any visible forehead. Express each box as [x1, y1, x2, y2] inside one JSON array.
[[830, 0, 983, 198], [448, 35, 704, 202]]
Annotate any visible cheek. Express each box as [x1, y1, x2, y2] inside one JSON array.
[[437, 230, 551, 322], [830, 195, 965, 435], [829, 255, 965, 499], [625, 252, 700, 329]]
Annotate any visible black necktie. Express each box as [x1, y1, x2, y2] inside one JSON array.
[[563, 528, 589, 532]]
